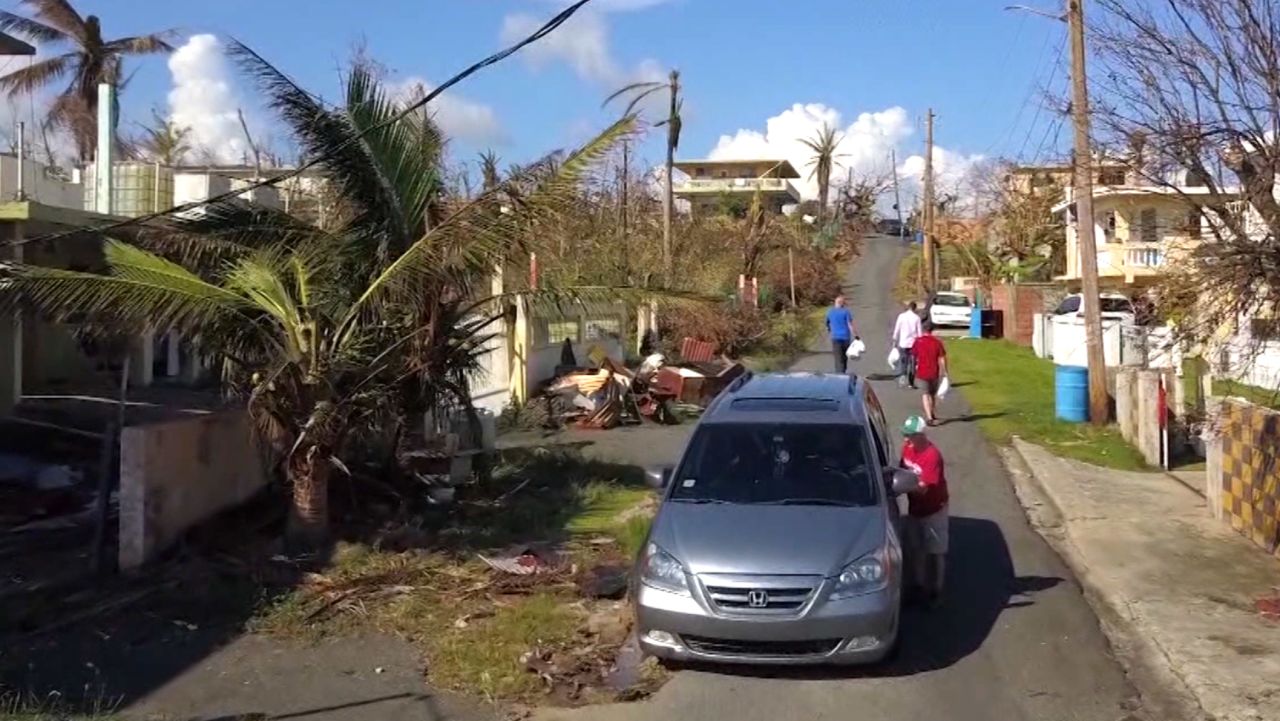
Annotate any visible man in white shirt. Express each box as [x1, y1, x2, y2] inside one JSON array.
[[892, 302, 923, 388]]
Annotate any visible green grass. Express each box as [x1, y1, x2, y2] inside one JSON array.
[[1214, 379, 1280, 410], [945, 339, 1148, 471]]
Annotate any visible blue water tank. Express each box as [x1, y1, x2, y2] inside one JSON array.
[[969, 307, 983, 338], [1055, 365, 1089, 423]]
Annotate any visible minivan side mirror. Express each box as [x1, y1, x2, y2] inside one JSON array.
[[884, 466, 921, 495], [645, 466, 673, 490]]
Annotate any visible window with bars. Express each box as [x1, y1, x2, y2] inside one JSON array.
[[537, 318, 581, 347], [584, 318, 622, 341]]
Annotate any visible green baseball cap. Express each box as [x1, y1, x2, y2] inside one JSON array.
[[902, 415, 928, 435]]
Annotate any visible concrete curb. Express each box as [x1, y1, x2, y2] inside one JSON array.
[[1002, 438, 1206, 721]]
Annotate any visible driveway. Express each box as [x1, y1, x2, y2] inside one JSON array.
[[540, 235, 1146, 721]]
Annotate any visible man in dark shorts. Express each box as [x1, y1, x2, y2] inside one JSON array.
[[900, 415, 949, 608], [911, 321, 948, 425], [825, 294, 859, 374]]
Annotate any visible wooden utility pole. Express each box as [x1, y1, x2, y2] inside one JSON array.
[[620, 140, 630, 281], [1068, 0, 1109, 424], [923, 109, 937, 294], [662, 70, 681, 286], [891, 148, 904, 238]]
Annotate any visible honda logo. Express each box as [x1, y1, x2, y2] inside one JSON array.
[[747, 590, 769, 608]]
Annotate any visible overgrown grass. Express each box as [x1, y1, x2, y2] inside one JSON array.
[[893, 245, 967, 303], [741, 307, 825, 372], [253, 447, 658, 705], [945, 339, 1148, 471], [1214, 379, 1280, 410], [0, 693, 120, 721]]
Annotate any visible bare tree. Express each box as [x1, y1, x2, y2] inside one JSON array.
[[1093, 0, 1280, 373]]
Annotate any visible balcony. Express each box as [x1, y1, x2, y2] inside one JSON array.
[[675, 176, 801, 200]]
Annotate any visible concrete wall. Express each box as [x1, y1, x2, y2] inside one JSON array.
[[1115, 367, 1175, 467], [119, 411, 269, 569], [1204, 398, 1280, 557]]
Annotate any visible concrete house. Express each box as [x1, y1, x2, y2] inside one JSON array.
[[673, 159, 802, 216]]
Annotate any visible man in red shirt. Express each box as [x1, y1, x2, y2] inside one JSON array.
[[911, 320, 948, 426], [900, 415, 949, 608]]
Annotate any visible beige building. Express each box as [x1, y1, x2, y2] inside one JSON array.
[[1052, 183, 1234, 287], [1003, 162, 1128, 198], [673, 159, 802, 216]]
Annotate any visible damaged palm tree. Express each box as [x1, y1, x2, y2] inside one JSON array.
[[0, 46, 649, 551]]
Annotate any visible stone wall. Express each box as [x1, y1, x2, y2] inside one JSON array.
[[118, 411, 270, 570]]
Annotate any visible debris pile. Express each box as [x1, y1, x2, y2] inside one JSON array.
[[536, 338, 746, 431]]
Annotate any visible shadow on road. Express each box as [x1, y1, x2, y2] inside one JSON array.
[[673, 516, 1062, 681], [939, 412, 1006, 426]]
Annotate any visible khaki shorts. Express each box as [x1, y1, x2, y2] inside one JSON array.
[[905, 505, 949, 555]]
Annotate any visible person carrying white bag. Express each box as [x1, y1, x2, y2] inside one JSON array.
[[891, 302, 923, 388], [911, 320, 949, 426]]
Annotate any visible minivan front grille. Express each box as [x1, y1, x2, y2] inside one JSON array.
[[682, 635, 841, 658], [698, 574, 821, 615]]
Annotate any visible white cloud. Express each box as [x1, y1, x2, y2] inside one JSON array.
[[396, 78, 506, 147], [707, 103, 984, 209], [167, 34, 250, 165], [500, 10, 664, 90]]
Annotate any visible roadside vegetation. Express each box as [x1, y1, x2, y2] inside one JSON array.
[[945, 340, 1148, 471], [1212, 379, 1280, 411], [252, 447, 662, 706]]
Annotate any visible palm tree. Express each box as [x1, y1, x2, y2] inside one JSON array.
[[1, 49, 645, 551], [800, 123, 846, 224], [0, 0, 174, 162], [135, 109, 192, 165], [606, 70, 681, 285]]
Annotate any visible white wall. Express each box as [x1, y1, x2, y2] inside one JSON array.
[[0, 154, 83, 209]]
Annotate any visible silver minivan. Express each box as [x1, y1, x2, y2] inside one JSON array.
[[633, 372, 919, 666]]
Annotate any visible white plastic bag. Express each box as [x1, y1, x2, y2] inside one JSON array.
[[845, 338, 866, 359], [887, 347, 901, 370], [936, 376, 951, 400]]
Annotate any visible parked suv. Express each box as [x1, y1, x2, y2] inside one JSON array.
[[633, 372, 920, 666]]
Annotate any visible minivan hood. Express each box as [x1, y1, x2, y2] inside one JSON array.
[[650, 503, 886, 577]]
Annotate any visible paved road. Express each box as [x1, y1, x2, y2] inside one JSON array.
[[543, 235, 1145, 721]]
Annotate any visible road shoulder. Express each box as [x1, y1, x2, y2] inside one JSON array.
[[1005, 438, 1280, 721]]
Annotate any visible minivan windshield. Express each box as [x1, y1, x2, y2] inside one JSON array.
[[1100, 297, 1133, 313], [669, 423, 877, 507], [933, 294, 970, 307]]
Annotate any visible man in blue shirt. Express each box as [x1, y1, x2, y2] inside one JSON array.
[[825, 294, 859, 373]]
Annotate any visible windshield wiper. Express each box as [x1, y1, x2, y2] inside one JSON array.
[[759, 498, 859, 507], [671, 498, 732, 505]]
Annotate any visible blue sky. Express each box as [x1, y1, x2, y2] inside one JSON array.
[[4, 0, 1074, 198]]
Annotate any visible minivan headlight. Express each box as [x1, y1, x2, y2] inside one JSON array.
[[641, 543, 690, 595], [830, 549, 889, 599]]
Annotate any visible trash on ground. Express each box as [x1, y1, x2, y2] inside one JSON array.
[[479, 544, 567, 576]]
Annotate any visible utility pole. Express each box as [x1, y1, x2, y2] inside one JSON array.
[[620, 139, 630, 281], [891, 148, 904, 239], [923, 109, 937, 294], [1068, 0, 1109, 425], [661, 70, 680, 286]]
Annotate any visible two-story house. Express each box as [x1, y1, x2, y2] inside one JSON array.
[[673, 159, 802, 216], [1051, 172, 1235, 287]]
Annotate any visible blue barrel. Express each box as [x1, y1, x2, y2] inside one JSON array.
[[1055, 365, 1089, 423], [969, 307, 983, 338], [913, 230, 924, 244]]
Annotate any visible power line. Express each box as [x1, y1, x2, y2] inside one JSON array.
[[981, 29, 1064, 157], [1014, 37, 1068, 160], [4, 0, 597, 249]]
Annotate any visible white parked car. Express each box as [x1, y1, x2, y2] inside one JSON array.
[[928, 292, 973, 328], [1053, 293, 1137, 325]]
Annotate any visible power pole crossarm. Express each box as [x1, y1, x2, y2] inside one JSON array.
[[1068, 0, 1110, 425]]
